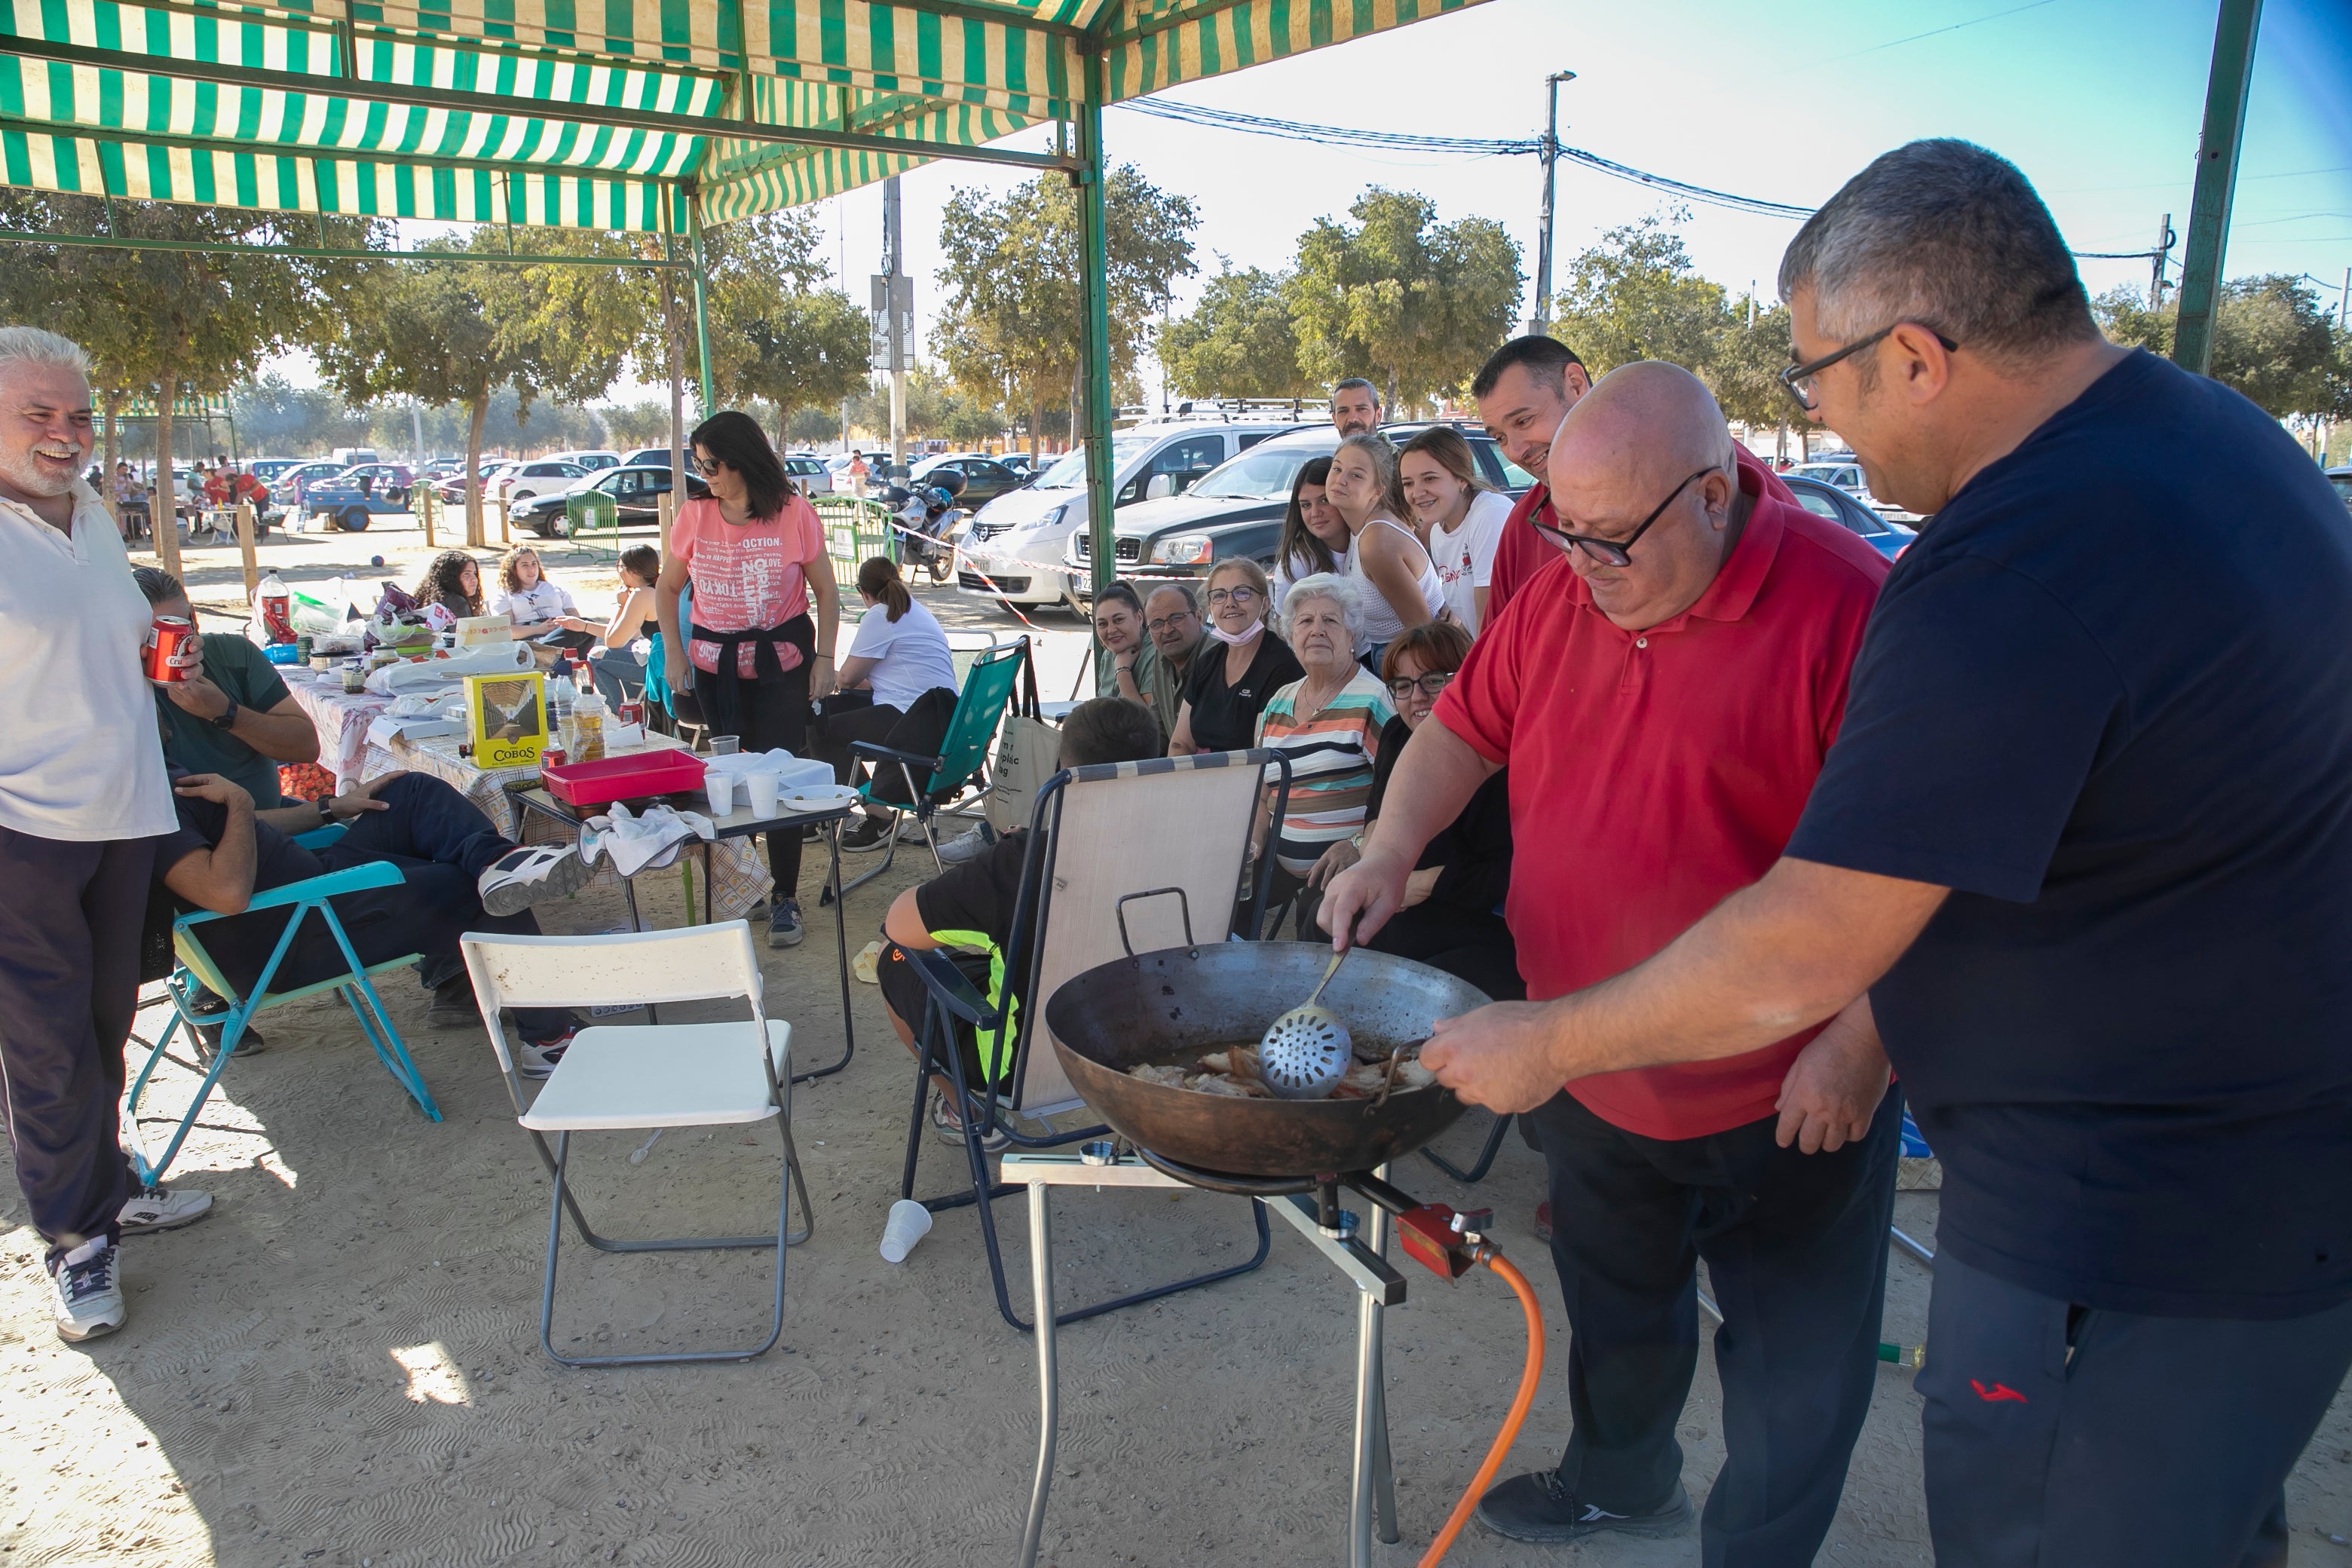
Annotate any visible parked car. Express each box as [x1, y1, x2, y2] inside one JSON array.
[[302, 476, 412, 532], [784, 453, 834, 496], [901, 453, 1024, 509], [434, 461, 508, 505], [510, 463, 711, 538], [2327, 464, 2350, 511], [332, 463, 414, 507], [997, 452, 1038, 480], [956, 415, 1318, 609], [243, 458, 306, 486], [495, 459, 591, 507], [1781, 473, 1917, 559], [1066, 421, 1530, 594], [547, 449, 620, 473]]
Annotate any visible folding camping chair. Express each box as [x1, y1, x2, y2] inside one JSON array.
[[126, 825, 441, 1187], [830, 635, 1032, 902], [897, 749, 1294, 1331], [461, 922, 815, 1367]]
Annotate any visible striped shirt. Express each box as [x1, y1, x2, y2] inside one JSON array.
[[1256, 667, 1396, 876]]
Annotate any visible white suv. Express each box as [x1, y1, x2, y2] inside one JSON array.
[[954, 418, 1312, 608]]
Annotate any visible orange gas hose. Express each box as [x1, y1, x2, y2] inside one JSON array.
[[1418, 1248, 1547, 1567]]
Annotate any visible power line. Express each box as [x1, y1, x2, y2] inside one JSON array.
[[1818, 0, 2063, 65], [1116, 96, 2169, 259]]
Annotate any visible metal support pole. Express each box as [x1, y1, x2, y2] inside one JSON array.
[[883, 176, 908, 472], [1527, 71, 1574, 338], [688, 194, 717, 418], [2172, 0, 2263, 376], [1076, 69, 1117, 696]]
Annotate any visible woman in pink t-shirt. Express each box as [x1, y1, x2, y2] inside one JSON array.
[[656, 410, 841, 948]]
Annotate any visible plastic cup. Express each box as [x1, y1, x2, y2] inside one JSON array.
[[703, 773, 735, 816], [879, 1198, 933, 1264], [708, 734, 741, 756], [745, 770, 781, 818]]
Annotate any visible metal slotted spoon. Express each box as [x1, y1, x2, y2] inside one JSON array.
[[1257, 946, 1355, 1100]]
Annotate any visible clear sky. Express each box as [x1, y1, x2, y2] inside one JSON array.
[[306, 0, 2352, 403], [804, 0, 2352, 396]]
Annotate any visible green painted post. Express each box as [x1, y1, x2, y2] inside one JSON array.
[[688, 194, 717, 417], [1076, 55, 1116, 696], [2172, 0, 2263, 376]]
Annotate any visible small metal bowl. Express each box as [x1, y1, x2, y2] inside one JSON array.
[[1078, 1139, 1119, 1167]]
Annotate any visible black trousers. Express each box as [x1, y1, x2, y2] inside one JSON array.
[[1367, 905, 1522, 1002], [1919, 1249, 2352, 1568], [0, 827, 154, 1261], [807, 692, 906, 789], [1525, 1085, 1902, 1567]]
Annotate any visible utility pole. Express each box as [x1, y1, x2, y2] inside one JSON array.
[[2340, 266, 2350, 331], [874, 176, 912, 472], [839, 196, 852, 454], [1526, 70, 1576, 338], [2173, 0, 2262, 375], [409, 400, 424, 464], [2149, 213, 2177, 308]]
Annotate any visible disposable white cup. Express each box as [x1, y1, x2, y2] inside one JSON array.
[[708, 734, 741, 755], [703, 773, 735, 816], [745, 770, 782, 817], [879, 1199, 933, 1263]]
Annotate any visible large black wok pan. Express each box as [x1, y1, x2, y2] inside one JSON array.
[[1044, 942, 1490, 1180]]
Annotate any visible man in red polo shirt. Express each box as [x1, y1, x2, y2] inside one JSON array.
[[1325, 362, 1897, 1560], [1478, 336, 1803, 622]]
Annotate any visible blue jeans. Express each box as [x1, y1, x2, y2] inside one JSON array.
[[585, 645, 646, 710]]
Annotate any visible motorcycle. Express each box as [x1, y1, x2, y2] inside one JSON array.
[[895, 471, 966, 584]]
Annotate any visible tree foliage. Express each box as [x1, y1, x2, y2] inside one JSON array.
[[1286, 188, 1521, 415], [738, 287, 872, 447], [2096, 277, 2348, 422], [933, 166, 1197, 456], [1552, 209, 1729, 380], [1162, 263, 1310, 400]]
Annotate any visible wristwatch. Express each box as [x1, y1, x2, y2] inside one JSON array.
[[210, 698, 240, 730], [314, 796, 336, 825]]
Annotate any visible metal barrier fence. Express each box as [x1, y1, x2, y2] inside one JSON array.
[[813, 495, 897, 584]]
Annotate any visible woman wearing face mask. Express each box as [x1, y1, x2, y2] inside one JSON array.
[[1268, 457, 1348, 611], [1328, 433, 1442, 666], [1399, 427, 1512, 636], [1167, 557, 1302, 757]]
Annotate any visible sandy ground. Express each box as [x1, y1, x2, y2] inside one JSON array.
[[5, 513, 2348, 1566]]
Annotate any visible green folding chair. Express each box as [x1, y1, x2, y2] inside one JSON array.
[[829, 637, 1034, 902], [125, 825, 442, 1185]]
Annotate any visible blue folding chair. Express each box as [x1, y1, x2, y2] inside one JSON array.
[[126, 825, 443, 1185]]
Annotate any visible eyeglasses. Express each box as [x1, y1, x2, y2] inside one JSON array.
[[1146, 613, 1196, 633], [1386, 671, 1454, 700], [1779, 323, 1959, 412], [1205, 586, 1259, 605], [1533, 467, 1717, 568]]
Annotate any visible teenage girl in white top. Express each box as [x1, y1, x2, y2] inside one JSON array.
[[1328, 433, 1441, 657]]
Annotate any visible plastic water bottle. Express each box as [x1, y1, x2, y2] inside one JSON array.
[[571, 690, 608, 763], [547, 660, 577, 752]]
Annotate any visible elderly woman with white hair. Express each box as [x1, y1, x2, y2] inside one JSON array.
[[1253, 572, 1396, 933]]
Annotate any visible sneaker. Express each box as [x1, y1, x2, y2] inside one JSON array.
[[1534, 1199, 1552, 1245], [838, 816, 894, 853], [767, 897, 804, 949], [930, 1092, 1011, 1153], [51, 1237, 126, 1343], [118, 1185, 214, 1237], [189, 1016, 265, 1063], [516, 1028, 577, 1080], [478, 844, 595, 917], [936, 826, 993, 865], [1475, 1472, 1692, 1544], [427, 978, 482, 1029]]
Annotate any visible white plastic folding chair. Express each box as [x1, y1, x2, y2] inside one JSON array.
[[461, 922, 815, 1367]]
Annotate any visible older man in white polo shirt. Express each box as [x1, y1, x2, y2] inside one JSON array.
[[0, 328, 209, 1344]]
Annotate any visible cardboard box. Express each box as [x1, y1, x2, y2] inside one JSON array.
[[455, 614, 513, 648], [465, 670, 547, 768]]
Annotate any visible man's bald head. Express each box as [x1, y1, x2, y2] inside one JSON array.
[[1550, 361, 1735, 497]]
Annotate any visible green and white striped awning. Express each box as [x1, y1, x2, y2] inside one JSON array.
[[0, 0, 1490, 233]]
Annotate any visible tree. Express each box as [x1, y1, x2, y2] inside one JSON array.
[[0, 194, 381, 573], [233, 377, 375, 455], [1713, 299, 1815, 460], [1551, 208, 1731, 384], [2096, 276, 2349, 439], [1285, 188, 1522, 414], [738, 287, 873, 449], [933, 166, 1198, 458], [1162, 264, 1311, 400], [600, 400, 672, 448]]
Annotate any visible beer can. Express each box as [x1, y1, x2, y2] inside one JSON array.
[[144, 616, 193, 683], [296, 633, 314, 663], [541, 746, 568, 770], [616, 700, 644, 727]]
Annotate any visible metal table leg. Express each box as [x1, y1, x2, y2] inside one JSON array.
[[1019, 1182, 1058, 1568], [791, 813, 858, 1084]]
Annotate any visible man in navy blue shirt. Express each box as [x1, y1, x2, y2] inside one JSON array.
[[1358, 139, 2352, 1566]]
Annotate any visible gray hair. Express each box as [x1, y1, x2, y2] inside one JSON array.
[[1778, 139, 2098, 370], [1283, 571, 1366, 639], [0, 327, 91, 381], [1331, 378, 1380, 407]]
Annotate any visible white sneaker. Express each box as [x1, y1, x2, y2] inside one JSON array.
[[515, 1029, 578, 1080], [51, 1237, 126, 1343], [478, 844, 594, 916], [936, 827, 994, 865], [117, 1185, 214, 1237]]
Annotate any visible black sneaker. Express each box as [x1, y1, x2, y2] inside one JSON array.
[[427, 978, 482, 1028], [838, 816, 893, 853], [1475, 1472, 1692, 1544], [189, 1016, 265, 1063], [767, 897, 804, 949]]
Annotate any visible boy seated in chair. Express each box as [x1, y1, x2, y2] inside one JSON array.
[[878, 697, 1165, 1148], [154, 767, 592, 1074]]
